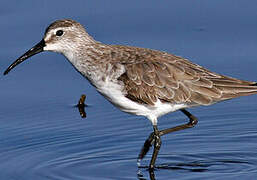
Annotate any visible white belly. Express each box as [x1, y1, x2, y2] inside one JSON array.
[[96, 80, 187, 125]]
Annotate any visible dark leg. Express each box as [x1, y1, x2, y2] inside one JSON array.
[[138, 109, 198, 170], [77, 94, 87, 118], [149, 170, 156, 180], [159, 109, 198, 136], [149, 125, 161, 170]]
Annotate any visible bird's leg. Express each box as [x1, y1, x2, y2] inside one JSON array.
[[138, 131, 155, 161], [138, 125, 162, 170], [159, 109, 198, 136], [77, 94, 87, 118], [149, 125, 162, 170], [138, 109, 198, 169]]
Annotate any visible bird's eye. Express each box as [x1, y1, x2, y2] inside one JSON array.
[[56, 30, 64, 36]]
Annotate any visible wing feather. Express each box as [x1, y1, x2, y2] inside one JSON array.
[[113, 46, 257, 106]]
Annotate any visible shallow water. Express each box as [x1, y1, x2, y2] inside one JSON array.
[[1, 1, 257, 179]]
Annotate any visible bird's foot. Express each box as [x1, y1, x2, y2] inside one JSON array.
[[76, 94, 87, 118], [138, 125, 162, 171], [138, 132, 155, 162]]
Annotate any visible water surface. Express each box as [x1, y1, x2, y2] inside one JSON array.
[[1, 1, 257, 179]]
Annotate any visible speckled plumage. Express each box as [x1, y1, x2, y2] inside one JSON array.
[[4, 19, 257, 169], [5, 19, 257, 124], [40, 19, 257, 125]]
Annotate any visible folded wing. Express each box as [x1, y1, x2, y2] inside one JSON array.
[[117, 49, 257, 106]]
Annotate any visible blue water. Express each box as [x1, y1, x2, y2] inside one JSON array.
[[1, 1, 257, 179]]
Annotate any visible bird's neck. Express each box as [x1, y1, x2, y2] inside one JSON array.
[[63, 43, 124, 87]]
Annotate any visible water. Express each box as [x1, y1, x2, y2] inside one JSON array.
[[1, 1, 257, 179]]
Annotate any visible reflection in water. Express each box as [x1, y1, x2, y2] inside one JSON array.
[[76, 94, 87, 118], [137, 162, 207, 180], [137, 169, 156, 180], [137, 157, 253, 180], [137, 162, 208, 180]]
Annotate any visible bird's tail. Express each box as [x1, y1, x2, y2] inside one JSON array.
[[187, 75, 257, 106], [212, 77, 257, 101]]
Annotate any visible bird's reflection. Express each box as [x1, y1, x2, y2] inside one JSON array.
[[137, 134, 209, 180], [76, 94, 87, 118], [137, 162, 208, 180], [137, 169, 156, 180]]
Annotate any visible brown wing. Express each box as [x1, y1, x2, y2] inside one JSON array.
[[116, 47, 257, 106]]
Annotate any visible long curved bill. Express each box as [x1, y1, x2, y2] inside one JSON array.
[[4, 39, 45, 75]]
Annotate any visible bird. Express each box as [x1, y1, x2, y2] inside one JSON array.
[[4, 19, 257, 171]]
